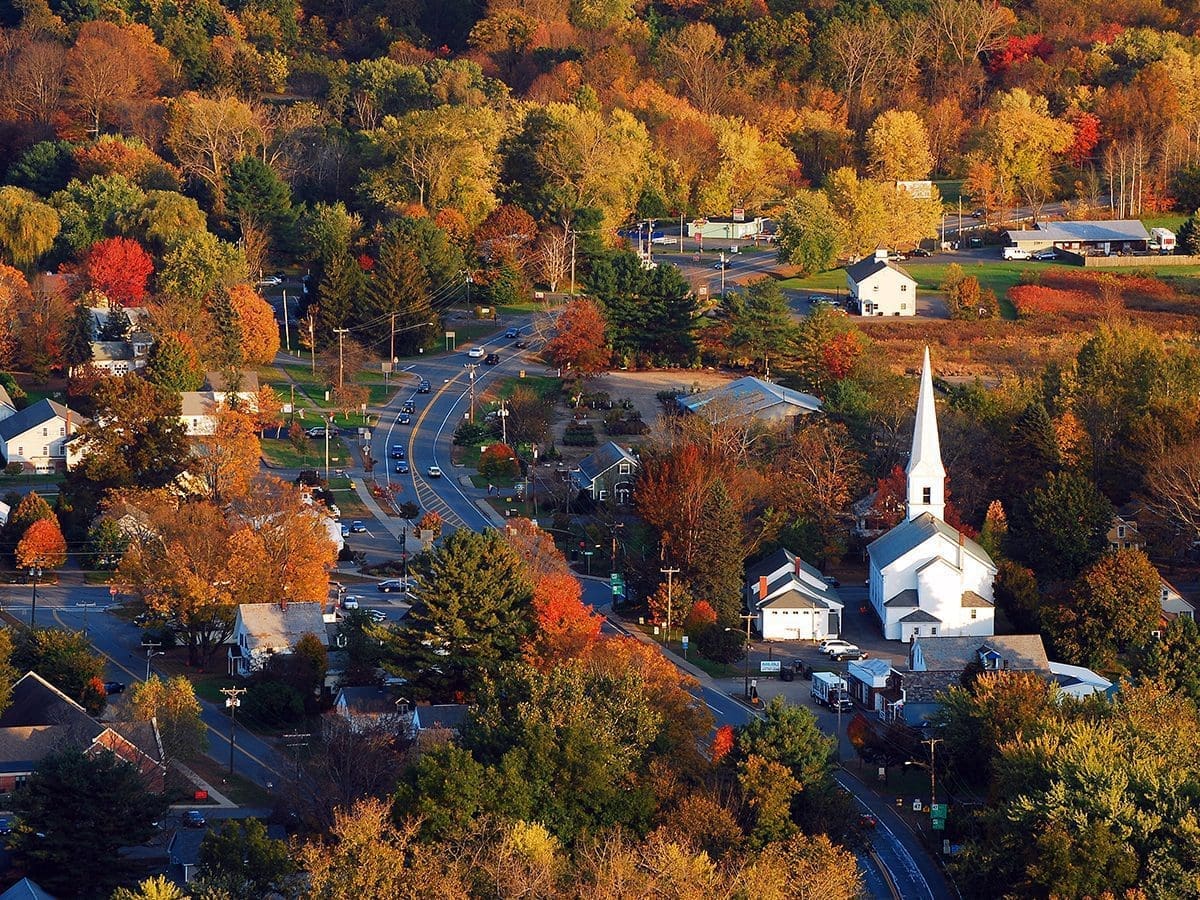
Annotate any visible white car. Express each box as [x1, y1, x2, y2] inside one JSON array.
[[256, 275, 283, 286], [467, 347, 485, 358], [427, 465, 442, 478], [341, 595, 360, 610], [819, 639, 858, 656], [1003, 246, 1030, 260], [650, 235, 673, 244]]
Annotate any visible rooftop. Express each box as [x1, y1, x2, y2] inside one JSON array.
[[911, 634, 1050, 674], [0, 399, 84, 442], [571, 441, 637, 487], [868, 513, 995, 573], [678, 376, 821, 423], [235, 602, 326, 653], [1005, 220, 1150, 244], [845, 256, 916, 284]]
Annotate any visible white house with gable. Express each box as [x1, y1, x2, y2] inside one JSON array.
[[745, 547, 844, 641], [867, 349, 996, 641], [0, 399, 86, 473], [846, 249, 918, 317]]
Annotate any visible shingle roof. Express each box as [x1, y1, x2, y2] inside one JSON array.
[[961, 590, 994, 608], [1005, 220, 1149, 244], [572, 441, 636, 487], [914, 634, 1049, 673], [414, 703, 471, 732], [899, 609, 941, 623], [204, 370, 260, 393], [0, 878, 57, 900], [845, 257, 916, 284], [898, 670, 961, 705], [0, 399, 83, 443], [759, 588, 824, 610], [236, 602, 326, 653], [746, 547, 827, 588], [678, 376, 821, 422], [885, 589, 920, 607], [747, 547, 843, 610], [868, 513, 996, 572], [180, 392, 217, 417], [849, 658, 892, 680], [337, 687, 403, 716], [90, 341, 134, 362]]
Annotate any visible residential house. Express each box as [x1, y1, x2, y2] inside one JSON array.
[[1004, 220, 1150, 256], [412, 703, 472, 735], [868, 350, 996, 641], [677, 376, 821, 427], [1108, 513, 1146, 551], [1155, 576, 1196, 638], [0, 879, 57, 900], [179, 370, 261, 436], [228, 602, 327, 677], [0, 672, 165, 792], [333, 687, 412, 734], [89, 331, 153, 376], [0, 399, 86, 473], [0, 384, 17, 424], [846, 249, 918, 317], [569, 441, 638, 504], [744, 548, 844, 641], [1049, 662, 1114, 700]]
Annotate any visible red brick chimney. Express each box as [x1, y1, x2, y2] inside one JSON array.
[[759, 576, 767, 601]]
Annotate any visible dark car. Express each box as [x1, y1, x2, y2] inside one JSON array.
[[398, 413, 411, 425], [294, 469, 323, 487], [377, 579, 410, 593], [395, 461, 409, 474], [350, 521, 368, 533], [402, 401, 416, 414], [485, 352, 500, 365], [417, 381, 431, 393], [515, 340, 529, 349], [832, 649, 867, 662], [104, 681, 125, 695], [0, 817, 11, 835], [182, 810, 206, 828], [505, 327, 519, 338], [391, 445, 405, 459], [911, 248, 932, 257]]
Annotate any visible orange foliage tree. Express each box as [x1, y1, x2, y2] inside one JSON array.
[[15, 517, 67, 570], [711, 724, 735, 763], [683, 599, 717, 633], [193, 406, 261, 502], [478, 442, 520, 477], [526, 571, 602, 667], [85, 237, 154, 307], [503, 517, 571, 579], [228, 284, 281, 365], [543, 298, 610, 375], [417, 510, 443, 539]]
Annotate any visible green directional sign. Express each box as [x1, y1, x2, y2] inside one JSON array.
[[610, 573, 626, 600], [931, 803, 948, 830]]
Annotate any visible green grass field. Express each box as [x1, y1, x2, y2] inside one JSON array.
[[491, 374, 561, 402], [326, 476, 373, 519]]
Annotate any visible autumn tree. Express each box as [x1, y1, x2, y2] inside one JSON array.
[[65, 21, 167, 138], [0, 187, 60, 271], [164, 92, 261, 215], [85, 237, 154, 307], [543, 297, 609, 375], [129, 675, 206, 763], [143, 332, 204, 392], [16, 517, 67, 571], [777, 420, 864, 563], [192, 407, 261, 503], [865, 110, 934, 181], [526, 571, 602, 667], [3, 491, 57, 557], [228, 284, 280, 365], [775, 191, 841, 276], [1142, 616, 1200, 705], [11, 627, 106, 713]]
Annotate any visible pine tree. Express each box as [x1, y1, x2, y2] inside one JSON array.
[[315, 252, 362, 341], [689, 480, 746, 628], [144, 332, 204, 392], [209, 288, 244, 369], [362, 230, 435, 357], [1002, 402, 1061, 502], [97, 306, 131, 341], [62, 303, 95, 370]]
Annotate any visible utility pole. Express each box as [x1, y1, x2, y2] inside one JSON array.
[[76, 601, 96, 634], [924, 738, 942, 811], [141, 641, 163, 680], [333, 327, 349, 389], [282, 289, 290, 352], [308, 315, 316, 375], [720, 252, 726, 294], [28, 566, 41, 627], [740, 612, 756, 701], [465, 364, 478, 421], [220, 686, 248, 778], [324, 414, 332, 482], [282, 732, 310, 780], [660, 566, 679, 648], [499, 397, 507, 445], [390, 312, 395, 369], [569, 230, 577, 295]]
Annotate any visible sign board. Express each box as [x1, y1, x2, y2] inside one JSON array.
[[760, 660, 782, 674], [681, 635, 689, 649], [445, 331, 456, 339], [931, 803, 948, 830], [282, 403, 293, 414], [381, 362, 393, 374], [732, 207, 745, 222], [912, 799, 923, 813], [896, 180, 933, 199]]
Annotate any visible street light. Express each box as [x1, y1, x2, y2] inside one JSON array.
[[143, 643, 164, 680], [76, 601, 96, 634], [28, 566, 42, 627]]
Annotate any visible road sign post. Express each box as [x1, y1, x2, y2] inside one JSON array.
[[931, 803, 948, 830]]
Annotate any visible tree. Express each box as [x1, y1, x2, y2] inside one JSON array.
[[143, 332, 204, 392], [823, 167, 941, 256], [736, 694, 836, 791], [777, 421, 864, 563], [315, 252, 365, 335], [16, 517, 67, 570], [993, 559, 1041, 633], [1048, 548, 1161, 668], [157, 231, 246, 304], [971, 89, 1072, 217], [526, 572, 602, 667], [504, 385, 554, 446], [690, 480, 747, 627], [363, 228, 435, 357], [3, 491, 57, 556], [65, 21, 166, 138], [9, 750, 168, 897], [111, 876, 187, 900], [1142, 616, 1200, 704], [11, 626, 107, 712], [85, 237, 153, 307], [586, 252, 696, 366], [97, 306, 132, 342], [228, 284, 281, 366], [725, 278, 799, 370], [195, 818, 294, 897], [738, 754, 800, 847], [0, 186, 60, 270], [226, 155, 295, 242], [776, 191, 842, 276], [543, 298, 609, 375], [399, 529, 532, 698], [129, 675, 206, 763], [63, 302, 95, 372], [193, 407, 261, 503], [163, 92, 261, 215], [865, 110, 934, 181], [1009, 471, 1113, 580]]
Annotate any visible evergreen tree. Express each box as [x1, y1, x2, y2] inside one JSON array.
[[586, 251, 697, 366], [315, 252, 363, 341], [97, 306, 131, 341], [1142, 616, 1200, 705], [726, 278, 799, 369], [1179, 208, 1200, 255], [363, 229, 436, 357], [62, 303, 95, 370], [144, 333, 204, 392], [1009, 471, 1113, 581], [209, 288, 244, 369], [226, 156, 296, 242], [392, 215, 465, 291], [1000, 402, 1061, 502], [398, 529, 532, 698], [690, 480, 746, 628]]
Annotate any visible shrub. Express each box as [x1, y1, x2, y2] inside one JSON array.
[[454, 419, 494, 446], [696, 624, 745, 664], [243, 680, 304, 727], [1009, 284, 1095, 317], [479, 442, 520, 477], [684, 600, 718, 633], [563, 423, 597, 446]]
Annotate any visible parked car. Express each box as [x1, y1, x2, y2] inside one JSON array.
[[650, 234, 673, 244], [103, 681, 125, 695], [467, 346, 485, 358], [971, 208, 985, 218], [256, 275, 282, 286], [349, 521, 368, 533], [427, 465, 442, 478], [341, 595, 360, 610], [377, 579, 413, 593], [713, 260, 730, 269], [911, 247, 932, 257], [398, 413, 411, 425], [1032, 248, 1058, 261], [417, 380, 431, 393], [833, 649, 867, 662], [822, 575, 841, 588], [505, 327, 519, 338], [819, 639, 859, 656], [367, 609, 387, 623], [485, 352, 500, 365], [182, 810, 207, 828], [391, 445, 405, 459], [0, 817, 12, 835], [306, 426, 327, 438], [395, 461, 409, 474]]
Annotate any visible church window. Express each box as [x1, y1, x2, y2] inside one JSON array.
[[922, 487, 931, 504]]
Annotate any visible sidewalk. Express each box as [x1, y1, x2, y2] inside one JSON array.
[[170, 761, 236, 809], [350, 478, 421, 554]]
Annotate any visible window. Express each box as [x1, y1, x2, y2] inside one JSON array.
[[618, 463, 631, 475], [59, 427, 65, 437], [42, 446, 47, 456], [930, 628, 937, 635], [901, 284, 907, 291], [16, 447, 21, 457], [900, 303, 907, 310], [42, 427, 47, 437], [922, 487, 931, 504], [970, 609, 977, 620], [913, 627, 921, 636], [1118, 525, 1126, 538]]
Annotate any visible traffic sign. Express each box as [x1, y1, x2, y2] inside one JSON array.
[[931, 803, 948, 830], [681, 635, 689, 648], [732, 207, 745, 222]]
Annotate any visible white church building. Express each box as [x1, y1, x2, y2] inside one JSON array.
[[867, 349, 996, 642]]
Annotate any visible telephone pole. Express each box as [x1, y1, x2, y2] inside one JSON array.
[[660, 566, 679, 647], [465, 364, 478, 421], [220, 686, 248, 778], [924, 738, 942, 811], [389, 313, 396, 369], [333, 327, 350, 389], [281, 289, 290, 352], [498, 397, 508, 445], [307, 315, 316, 374]]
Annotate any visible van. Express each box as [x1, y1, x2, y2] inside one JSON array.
[[1003, 246, 1030, 260]]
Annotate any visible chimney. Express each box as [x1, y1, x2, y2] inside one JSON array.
[[794, 558, 802, 578], [759, 576, 767, 601]]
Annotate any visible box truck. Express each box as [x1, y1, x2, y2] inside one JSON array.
[[811, 672, 853, 711]]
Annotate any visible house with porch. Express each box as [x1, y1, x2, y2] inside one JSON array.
[[847, 250, 918, 317], [569, 441, 637, 505], [745, 547, 843, 641], [228, 602, 327, 677]]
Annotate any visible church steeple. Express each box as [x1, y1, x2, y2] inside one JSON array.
[[906, 347, 945, 521]]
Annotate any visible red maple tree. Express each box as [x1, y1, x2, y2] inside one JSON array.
[[543, 298, 610, 375], [526, 572, 602, 667], [711, 724, 735, 763], [85, 237, 154, 307]]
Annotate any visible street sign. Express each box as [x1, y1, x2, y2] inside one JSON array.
[[931, 803, 948, 830], [760, 660, 782, 673], [445, 331, 456, 338], [681, 635, 689, 649], [732, 207, 745, 222], [913, 799, 923, 812]]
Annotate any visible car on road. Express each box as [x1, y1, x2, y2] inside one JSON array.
[[650, 235, 673, 244], [822, 575, 841, 588], [391, 445, 405, 459], [340, 524, 350, 538], [377, 578, 414, 593], [183, 810, 207, 829], [395, 461, 409, 474], [367, 609, 387, 623], [402, 401, 415, 414], [485, 352, 500, 365], [306, 426, 327, 438], [858, 813, 878, 829], [910, 247, 932, 257], [1032, 248, 1058, 261], [417, 380, 431, 393], [104, 681, 125, 695], [341, 595, 360, 610], [832, 648, 868, 661], [808, 294, 828, 303], [515, 340, 529, 349], [467, 346, 485, 358], [713, 260, 730, 269], [349, 521, 368, 533], [505, 327, 519, 338], [256, 275, 283, 286], [398, 413, 410, 425], [427, 465, 442, 478], [971, 208, 985, 218], [819, 639, 859, 656]]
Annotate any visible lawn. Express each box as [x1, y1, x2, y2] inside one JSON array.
[[260, 437, 324, 468], [934, 180, 965, 205], [1141, 214, 1188, 233], [442, 320, 501, 348], [325, 476, 373, 519], [180, 754, 273, 808], [490, 374, 561, 402]]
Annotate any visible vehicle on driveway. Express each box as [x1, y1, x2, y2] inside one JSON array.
[[467, 346, 485, 358], [505, 327, 519, 338], [832, 648, 868, 662], [395, 461, 409, 474], [367, 609, 387, 623], [183, 810, 207, 828], [340, 524, 349, 538], [819, 639, 858, 656], [256, 275, 282, 286], [306, 426, 327, 438], [822, 575, 840, 588], [911, 247, 932, 257], [349, 521, 367, 533], [485, 352, 499, 365], [377, 579, 414, 593], [1032, 248, 1058, 261], [1003, 246, 1030, 260], [427, 465, 442, 478]]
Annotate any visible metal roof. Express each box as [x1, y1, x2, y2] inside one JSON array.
[[1005, 220, 1149, 244], [868, 513, 995, 572], [845, 257, 916, 284], [678, 376, 821, 421]]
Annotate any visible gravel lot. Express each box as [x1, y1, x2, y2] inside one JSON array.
[[589, 370, 733, 433]]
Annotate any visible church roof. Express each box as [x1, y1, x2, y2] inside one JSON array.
[[898, 609, 941, 623], [907, 347, 945, 482], [885, 589, 920, 607], [868, 513, 995, 572], [961, 590, 994, 608]]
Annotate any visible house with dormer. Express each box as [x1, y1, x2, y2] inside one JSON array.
[[569, 441, 638, 505], [867, 349, 996, 642]]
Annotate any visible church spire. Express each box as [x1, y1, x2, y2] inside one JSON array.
[[906, 346, 945, 521]]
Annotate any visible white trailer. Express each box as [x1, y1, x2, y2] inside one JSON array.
[[811, 672, 853, 710], [1151, 227, 1177, 254]]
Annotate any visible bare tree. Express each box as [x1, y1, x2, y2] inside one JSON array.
[[535, 223, 571, 293], [659, 22, 739, 117], [1, 36, 67, 126], [1144, 440, 1200, 545], [824, 18, 896, 131], [928, 0, 1012, 70]]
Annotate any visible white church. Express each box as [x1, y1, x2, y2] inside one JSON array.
[[867, 348, 997, 642]]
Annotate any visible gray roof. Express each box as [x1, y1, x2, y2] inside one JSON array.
[[0, 879, 56, 900], [759, 588, 824, 610], [572, 441, 637, 488], [678, 376, 821, 421], [235, 602, 326, 653], [885, 589, 920, 607], [897, 670, 961, 705], [414, 703, 471, 732], [898, 609, 941, 623], [90, 341, 134, 362], [337, 687, 403, 716], [868, 513, 996, 572], [204, 370, 260, 393], [914, 634, 1050, 673], [746, 547, 825, 587], [0, 399, 83, 442], [179, 392, 217, 417], [748, 548, 843, 610], [961, 590, 994, 608], [1005, 220, 1149, 244], [845, 257, 916, 284], [849, 658, 893, 680]]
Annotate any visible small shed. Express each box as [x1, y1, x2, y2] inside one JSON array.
[[847, 658, 892, 711]]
